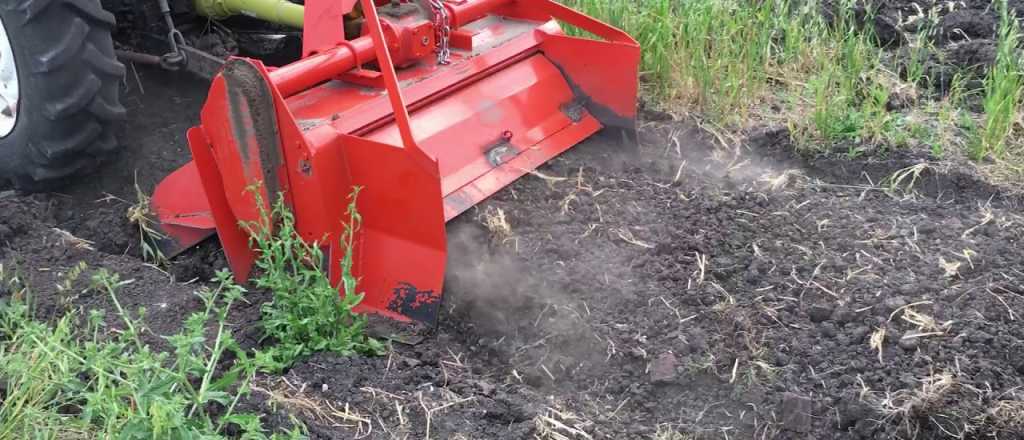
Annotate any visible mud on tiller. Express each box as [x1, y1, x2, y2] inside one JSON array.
[[151, 0, 640, 327]]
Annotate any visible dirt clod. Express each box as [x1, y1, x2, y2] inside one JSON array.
[[808, 304, 834, 323], [650, 352, 679, 384], [781, 392, 815, 433], [936, 9, 997, 44]]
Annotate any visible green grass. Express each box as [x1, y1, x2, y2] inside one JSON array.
[[562, 0, 1023, 170], [563, 0, 892, 132], [0, 267, 303, 439], [970, 0, 1024, 160], [563, 0, 800, 120], [245, 189, 384, 373]]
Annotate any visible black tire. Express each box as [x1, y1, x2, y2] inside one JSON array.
[[0, 0, 125, 191]]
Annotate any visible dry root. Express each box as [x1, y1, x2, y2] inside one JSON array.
[[534, 406, 593, 440], [861, 372, 958, 436], [480, 206, 515, 247], [51, 228, 95, 251], [252, 376, 372, 436], [126, 181, 168, 264], [984, 399, 1024, 433]]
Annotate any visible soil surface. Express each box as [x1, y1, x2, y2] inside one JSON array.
[[4, 16, 1024, 440], [861, 0, 1024, 95]]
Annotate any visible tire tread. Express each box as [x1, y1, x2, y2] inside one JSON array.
[[2, 0, 124, 189]]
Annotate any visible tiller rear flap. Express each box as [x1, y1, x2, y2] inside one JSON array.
[[152, 0, 640, 326]]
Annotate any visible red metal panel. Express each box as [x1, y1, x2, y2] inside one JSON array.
[[153, 161, 215, 230], [270, 121, 448, 324], [151, 0, 641, 327], [302, 0, 356, 57], [444, 113, 601, 219], [365, 54, 583, 196], [329, 135, 447, 323], [540, 32, 640, 124], [195, 73, 273, 230], [186, 128, 257, 282]]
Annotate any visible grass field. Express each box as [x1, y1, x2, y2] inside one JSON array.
[[564, 0, 1024, 171]]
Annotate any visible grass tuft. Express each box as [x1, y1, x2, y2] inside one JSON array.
[[126, 180, 169, 265]]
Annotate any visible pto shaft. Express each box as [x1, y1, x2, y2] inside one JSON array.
[[263, 0, 516, 97], [194, 0, 305, 28], [269, 36, 376, 98]]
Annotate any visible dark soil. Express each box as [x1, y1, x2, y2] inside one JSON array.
[[865, 0, 1024, 95], [3, 22, 1024, 440]]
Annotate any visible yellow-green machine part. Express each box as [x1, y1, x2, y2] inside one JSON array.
[[194, 0, 305, 28]]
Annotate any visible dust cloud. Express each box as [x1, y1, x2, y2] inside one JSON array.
[[444, 221, 560, 334], [443, 221, 607, 383], [575, 123, 807, 194]]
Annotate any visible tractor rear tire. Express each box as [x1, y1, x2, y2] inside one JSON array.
[[0, 0, 125, 191]]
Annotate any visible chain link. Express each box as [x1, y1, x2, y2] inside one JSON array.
[[429, 0, 452, 65]]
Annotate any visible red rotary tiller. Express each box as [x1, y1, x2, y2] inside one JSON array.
[[151, 0, 640, 326]]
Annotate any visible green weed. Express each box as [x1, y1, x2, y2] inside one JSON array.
[[0, 186, 383, 435], [929, 73, 972, 157], [55, 260, 89, 311], [246, 189, 384, 373], [0, 269, 300, 439], [903, 16, 936, 87], [800, 7, 899, 147]]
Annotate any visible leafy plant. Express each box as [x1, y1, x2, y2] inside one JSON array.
[[246, 189, 384, 373]]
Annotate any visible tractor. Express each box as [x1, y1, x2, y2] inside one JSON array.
[[0, 0, 640, 326]]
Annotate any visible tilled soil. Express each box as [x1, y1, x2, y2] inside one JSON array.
[[3, 52, 1024, 440]]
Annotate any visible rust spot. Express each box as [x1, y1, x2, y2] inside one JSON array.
[[388, 282, 442, 325], [560, 100, 586, 123]]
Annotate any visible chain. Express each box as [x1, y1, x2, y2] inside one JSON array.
[[156, 0, 187, 69], [429, 0, 451, 65]]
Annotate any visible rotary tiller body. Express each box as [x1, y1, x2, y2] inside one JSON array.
[[152, 0, 640, 326]]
